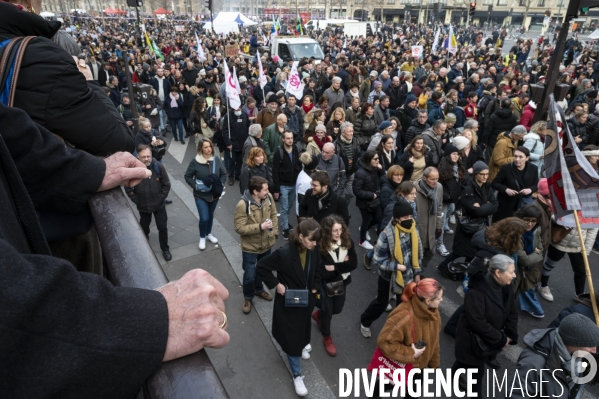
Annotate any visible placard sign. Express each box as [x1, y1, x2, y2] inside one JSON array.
[[225, 44, 240, 58]]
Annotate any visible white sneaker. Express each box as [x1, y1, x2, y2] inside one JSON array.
[[199, 237, 206, 250], [206, 234, 218, 244], [436, 244, 449, 257], [538, 286, 554, 302], [449, 214, 456, 225], [360, 324, 371, 338], [304, 344, 312, 352], [360, 240, 374, 250], [293, 376, 308, 396], [385, 303, 393, 312], [301, 348, 310, 359]]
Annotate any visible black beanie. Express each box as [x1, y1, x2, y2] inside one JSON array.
[[267, 94, 278, 104], [443, 144, 460, 158], [393, 201, 413, 219], [558, 313, 599, 347]]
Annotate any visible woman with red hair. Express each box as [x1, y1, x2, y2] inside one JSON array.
[[372, 278, 444, 397]]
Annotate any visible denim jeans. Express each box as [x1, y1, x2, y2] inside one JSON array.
[[519, 289, 544, 315], [159, 109, 167, 131], [242, 250, 271, 300], [227, 149, 243, 179], [279, 185, 296, 230], [195, 198, 219, 238], [169, 118, 185, 141], [437, 203, 455, 247], [287, 354, 301, 377]]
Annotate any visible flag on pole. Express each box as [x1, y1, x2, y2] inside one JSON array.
[[257, 52, 268, 89], [223, 61, 241, 110], [271, 17, 278, 38], [232, 67, 242, 95], [447, 25, 458, 55], [151, 39, 165, 61], [343, 38, 347, 50], [545, 94, 599, 228], [144, 32, 153, 51], [431, 28, 441, 54], [195, 32, 206, 62], [285, 62, 304, 100], [296, 15, 304, 36]]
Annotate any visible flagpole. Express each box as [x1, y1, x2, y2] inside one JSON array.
[[573, 210, 599, 326]]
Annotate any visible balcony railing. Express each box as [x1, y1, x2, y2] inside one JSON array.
[[90, 188, 229, 399]]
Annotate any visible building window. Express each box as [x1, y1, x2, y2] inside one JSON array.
[[557, 0, 565, 5], [388, 0, 396, 4], [483, 0, 492, 5], [496, 0, 507, 5], [401, 0, 410, 4], [537, 0, 545, 6]]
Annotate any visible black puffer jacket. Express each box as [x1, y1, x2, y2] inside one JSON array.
[[222, 110, 249, 152], [0, 4, 133, 156], [482, 108, 517, 149], [404, 118, 429, 147], [354, 114, 377, 149], [567, 118, 588, 147], [396, 143, 434, 182], [126, 161, 170, 213], [353, 159, 384, 209]]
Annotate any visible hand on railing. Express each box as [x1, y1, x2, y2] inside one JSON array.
[[156, 269, 230, 362], [98, 152, 152, 192]]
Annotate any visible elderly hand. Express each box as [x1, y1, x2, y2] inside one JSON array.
[[72, 56, 93, 81], [98, 152, 152, 191], [157, 269, 230, 362]]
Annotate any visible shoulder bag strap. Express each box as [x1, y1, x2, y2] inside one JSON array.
[[7, 36, 34, 107], [407, 311, 416, 343], [305, 252, 311, 290], [0, 36, 34, 107]]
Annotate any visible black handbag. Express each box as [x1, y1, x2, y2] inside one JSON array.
[[458, 215, 486, 234], [284, 255, 311, 307], [471, 332, 503, 357], [367, 197, 381, 210], [325, 280, 345, 297], [151, 143, 166, 159]]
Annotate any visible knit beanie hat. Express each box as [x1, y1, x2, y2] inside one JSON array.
[[393, 201, 413, 219], [405, 93, 418, 105], [314, 124, 327, 133], [374, 81, 382, 88], [379, 121, 393, 131], [453, 136, 470, 150], [267, 94, 278, 104], [558, 313, 599, 347], [300, 152, 319, 171], [472, 161, 489, 176], [588, 90, 598, 99], [443, 144, 460, 158], [537, 178, 549, 196]]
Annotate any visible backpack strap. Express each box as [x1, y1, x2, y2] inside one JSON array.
[[152, 160, 161, 178], [0, 36, 34, 107]]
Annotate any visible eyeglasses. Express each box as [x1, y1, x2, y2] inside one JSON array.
[[522, 218, 537, 225]]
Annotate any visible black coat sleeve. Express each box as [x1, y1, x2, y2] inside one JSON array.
[[0, 104, 105, 214], [0, 239, 167, 398], [257, 246, 286, 289]]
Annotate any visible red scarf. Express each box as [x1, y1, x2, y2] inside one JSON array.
[[302, 103, 314, 114], [312, 134, 331, 150]]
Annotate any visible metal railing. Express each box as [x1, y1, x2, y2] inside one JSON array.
[[89, 188, 229, 399]]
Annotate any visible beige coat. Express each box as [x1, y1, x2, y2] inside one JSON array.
[[414, 179, 443, 251], [234, 192, 278, 254], [489, 133, 516, 181]]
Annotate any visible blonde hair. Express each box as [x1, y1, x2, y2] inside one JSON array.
[[332, 107, 346, 121], [530, 121, 547, 135], [138, 117, 151, 130], [461, 129, 478, 149]]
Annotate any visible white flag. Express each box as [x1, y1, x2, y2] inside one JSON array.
[[257, 52, 268, 89], [195, 32, 206, 62], [343, 38, 347, 49], [232, 67, 242, 95], [431, 28, 440, 54], [285, 62, 304, 100], [223, 61, 241, 109]]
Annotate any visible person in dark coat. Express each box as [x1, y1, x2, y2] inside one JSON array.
[[353, 151, 385, 248], [0, 4, 133, 157], [134, 118, 166, 162], [438, 161, 498, 271], [0, 103, 228, 398], [222, 106, 250, 185], [257, 219, 322, 396], [481, 98, 518, 152], [312, 215, 357, 357], [379, 166, 404, 213], [452, 254, 519, 397], [354, 103, 378, 151], [491, 147, 539, 223], [437, 145, 466, 240], [298, 171, 350, 226], [162, 86, 186, 143], [403, 110, 430, 147], [176, 83, 194, 138]]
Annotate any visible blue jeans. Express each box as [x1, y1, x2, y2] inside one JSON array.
[[443, 203, 455, 231], [242, 250, 270, 300], [279, 185, 295, 230], [227, 149, 243, 179], [170, 118, 184, 141], [519, 289, 544, 315], [195, 198, 219, 238], [287, 354, 301, 377], [159, 109, 167, 131]]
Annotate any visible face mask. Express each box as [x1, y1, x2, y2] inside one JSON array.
[[400, 219, 413, 229], [234, 111, 242, 116]]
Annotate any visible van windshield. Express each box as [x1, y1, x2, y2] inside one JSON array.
[[288, 43, 325, 60]]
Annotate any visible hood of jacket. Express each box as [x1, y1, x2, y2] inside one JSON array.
[[0, 4, 61, 38], [494, 108, 514, 119], [496, 132, 515, 147], [242, 189, 269, 210], [472, 229, 496, 254], [523, 328, 555, 358], [523, 132, 540, 142]]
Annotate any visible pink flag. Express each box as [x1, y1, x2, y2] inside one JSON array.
[[224, 61, 241, 110]]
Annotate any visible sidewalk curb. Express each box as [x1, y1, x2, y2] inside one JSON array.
[[169, 173, 337, 399]]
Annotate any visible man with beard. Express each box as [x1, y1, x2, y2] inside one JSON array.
[[298, 171, 349, 225]]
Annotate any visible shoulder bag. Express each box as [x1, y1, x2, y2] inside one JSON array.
[[285, 252, 311, 308], [0, 36, 35, 107], [458, 214, 486, 234], [367, 311, 416, 386], [325, 280, 344, 297], [195, 159, 216, 193], [551, 221, 572, 244]]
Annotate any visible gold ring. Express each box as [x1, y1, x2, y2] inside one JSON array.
[[218, 311, 227, 329]]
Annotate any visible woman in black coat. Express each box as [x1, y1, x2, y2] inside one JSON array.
[[438, 161, 498, 271], [353, 151, 385, 248], [354, 103, 378, 151], [176, 82, 193, 137], [312, 216, 358, 357], [437, 145, 466, 240], [491, 147, 539, 223], [456, 130, 485, 173], [452, 254, 519, 397], [257, 219, 322, 395], [376, 134, 397, 173]]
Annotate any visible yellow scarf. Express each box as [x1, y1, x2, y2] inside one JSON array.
[[393, 222, 420, 288]]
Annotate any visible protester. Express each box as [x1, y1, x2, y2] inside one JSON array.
[[272, 131, 302, 240], [415, 167, 444, 263], [298, 171, 350, 225], [239, 147, 273, 195], [353, 150, 384, 250]]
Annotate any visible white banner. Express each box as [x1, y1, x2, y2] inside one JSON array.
[[285, 62, 304, 100], [257, 52, 268, 89], [224, 61, 241, 109], [411, 46, 424, 60]]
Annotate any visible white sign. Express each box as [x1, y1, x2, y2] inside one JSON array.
[[285, 62, 304, 100], [411, 46, 424, 60]]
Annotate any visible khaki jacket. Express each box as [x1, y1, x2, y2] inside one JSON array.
[[489, 133, 515, 181], [234, 191, 278, 254]]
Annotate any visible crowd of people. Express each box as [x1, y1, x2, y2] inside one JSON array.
[[4, 2, 599, 397]]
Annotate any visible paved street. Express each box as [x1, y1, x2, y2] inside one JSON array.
[[136, 119, 599, 398]]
